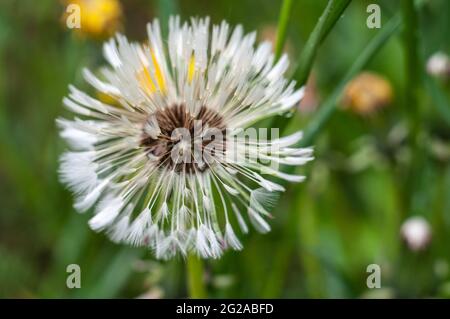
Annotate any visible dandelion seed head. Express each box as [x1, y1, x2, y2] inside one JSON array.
[[58, 16, 313, 259]]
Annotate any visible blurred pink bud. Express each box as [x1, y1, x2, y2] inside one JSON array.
[[426, 52, 450, 79], [400, 216, 432, 252]]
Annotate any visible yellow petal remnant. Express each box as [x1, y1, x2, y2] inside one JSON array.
[[151, 50, 166, 92], [188, 55, 196, 83], [63, 0, 122, 39], [96, 91, 119, 106], [342, 72, 393, 116], [138, 49, 166, 94]]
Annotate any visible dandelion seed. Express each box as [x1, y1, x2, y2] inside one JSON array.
[[58, 17, 313, 259]]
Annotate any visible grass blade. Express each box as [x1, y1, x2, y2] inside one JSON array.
[[293, 0, 352, 87], [263, 13, 402, 298], [274, 0, 294, 61], [272, 0, 352, 131], [300, 14, 401, 147]]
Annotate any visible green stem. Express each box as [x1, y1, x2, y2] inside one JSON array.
[[157, 0, 179, 37], [274, 0, 294, 61], [300, 13, 401, 147], [426, 76, 450, 126], [262, 13, 401, 298], [271, 0, 352, 131], [186, 254, 207, 298], [293, 0, 351, 87], [401, 0, 421, 145], [401, 0, 424, 216], [79, 247, 144, 298]]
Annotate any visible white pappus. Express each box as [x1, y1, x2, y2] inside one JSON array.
[[58, 16, 314, 259]]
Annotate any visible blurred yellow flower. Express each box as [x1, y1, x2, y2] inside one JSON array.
[[342, 72, 393, 115], [62, 0, 122, 39]]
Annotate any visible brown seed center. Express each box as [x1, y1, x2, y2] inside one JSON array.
[[141, 104, 227, 173]]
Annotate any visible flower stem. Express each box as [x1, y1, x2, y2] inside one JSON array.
[[401, 0, 425, 216], [263, 13, 401, 298], [271, 0, 352, 132], [401, 0, 421, 145], [274, 0, 294, 61], [186, 253, 207, 298], [299, 13, 401, 147], [157, 0, 179, 37], [293, 0, 352, 87]]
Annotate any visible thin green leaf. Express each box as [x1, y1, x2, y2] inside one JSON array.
[[263, 13, 401, 298], [293, 0, 352, 86], [272, 0, 352, 131], [274, 0, 294, 62], [81, 247, 144, 298], [426, 76, 450, 126], [401, 0, 421, 144], [300, 14, 401, 147], [157, 0, 179, 37]]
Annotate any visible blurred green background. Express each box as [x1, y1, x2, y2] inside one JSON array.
[[0, 0, 449, 298]]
